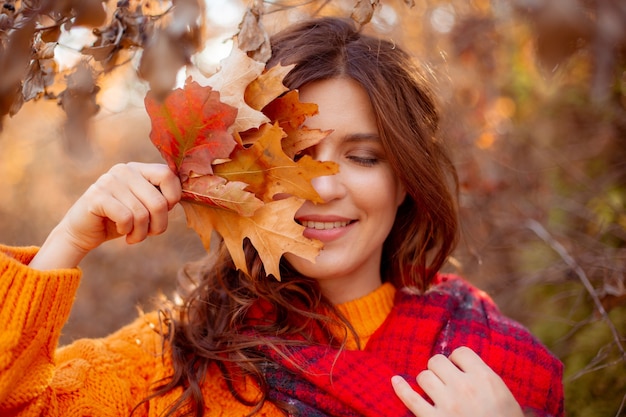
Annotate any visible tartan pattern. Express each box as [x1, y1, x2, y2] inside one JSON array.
[[256, 274, 564, 417]]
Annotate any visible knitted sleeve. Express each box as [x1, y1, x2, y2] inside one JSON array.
[[0, 245, 166, 416]]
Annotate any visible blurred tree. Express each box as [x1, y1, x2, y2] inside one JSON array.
[[1, 0, 624, 415]]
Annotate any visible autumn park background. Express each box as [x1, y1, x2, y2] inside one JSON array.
[[1, 0, 625, 415]]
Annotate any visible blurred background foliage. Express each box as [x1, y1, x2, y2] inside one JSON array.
[[1, 0, 624, 415]]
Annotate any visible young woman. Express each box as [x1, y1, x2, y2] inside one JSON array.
[[0, 17, 563, 417]]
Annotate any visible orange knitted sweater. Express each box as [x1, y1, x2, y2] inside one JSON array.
[[0, 245, 396, 417]]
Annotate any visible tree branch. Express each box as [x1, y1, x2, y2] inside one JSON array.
[[525, 219, 625, 360]]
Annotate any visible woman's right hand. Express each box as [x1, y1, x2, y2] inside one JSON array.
[[391, 347, 524, 417], [30, 163, 182, 271]]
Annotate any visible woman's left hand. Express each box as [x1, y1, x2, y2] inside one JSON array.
[[391, 346, 524, 417]]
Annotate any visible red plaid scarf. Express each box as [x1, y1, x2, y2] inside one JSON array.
[[252, 274, 563, 417]]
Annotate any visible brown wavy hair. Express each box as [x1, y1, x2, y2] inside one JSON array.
[[146, 16, 459, 417]]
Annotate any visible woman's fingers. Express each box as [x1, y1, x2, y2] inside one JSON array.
[[392, 347, 525, 417], [31, 163, 183, 270], [62, 163, 181, 249], [447, 346, 488, 374], [391, 375, 430, 416], [131, 162, 182, 210], [103, 163, 181, 243], [85, 180, 136, 238], [417, 354, 459, 404]]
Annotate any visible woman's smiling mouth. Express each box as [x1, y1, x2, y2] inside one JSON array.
[[296, 217, 356, 242], [299, 220, 351, 229]]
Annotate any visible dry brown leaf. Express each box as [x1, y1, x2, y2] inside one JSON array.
[[139, 29, 188, 100], [183, 175, 263, 216], [237, 4, 271, 62], [206, 46, 269, 133], [351, 0, 380, 26]]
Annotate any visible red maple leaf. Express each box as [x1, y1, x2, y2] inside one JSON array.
[[145, 77, 238, 182]]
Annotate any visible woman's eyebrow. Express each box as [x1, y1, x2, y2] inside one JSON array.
[[342, 133, 381, 143]]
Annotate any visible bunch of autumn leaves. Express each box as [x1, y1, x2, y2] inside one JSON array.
[[0, 0, 340, 280], [145, 47, 338, 280]]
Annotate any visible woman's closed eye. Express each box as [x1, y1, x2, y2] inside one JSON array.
[[346, 145, 385, 167], [347, 154, 380, 167]]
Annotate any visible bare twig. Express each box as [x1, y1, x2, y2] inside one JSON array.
[[616, 392, 626, 417], [568, 357, 624, 380], [566, 340, 625, 380], [525, 219, 626, 360]]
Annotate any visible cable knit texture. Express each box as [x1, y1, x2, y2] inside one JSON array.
[[0, 245, 284, 417]]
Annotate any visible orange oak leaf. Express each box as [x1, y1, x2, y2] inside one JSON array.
[[182, 197, 322, 280], [262, 89, 331, 158], [213, 123, 338, 203], [281, 126, 333, 160], [244, 63, 294, 111], [145, 78, 238, 181], [263, 90, 318, 130]]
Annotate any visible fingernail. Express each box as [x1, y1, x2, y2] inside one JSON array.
[[391, 375, 403, 385]]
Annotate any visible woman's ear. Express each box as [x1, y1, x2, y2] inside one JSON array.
[[395, 183, 407, 207]]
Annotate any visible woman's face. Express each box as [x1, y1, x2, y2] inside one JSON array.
[[284, 77, 406, 304]]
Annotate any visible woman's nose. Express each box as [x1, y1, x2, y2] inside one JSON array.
[[310, 171, 345, 203]]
